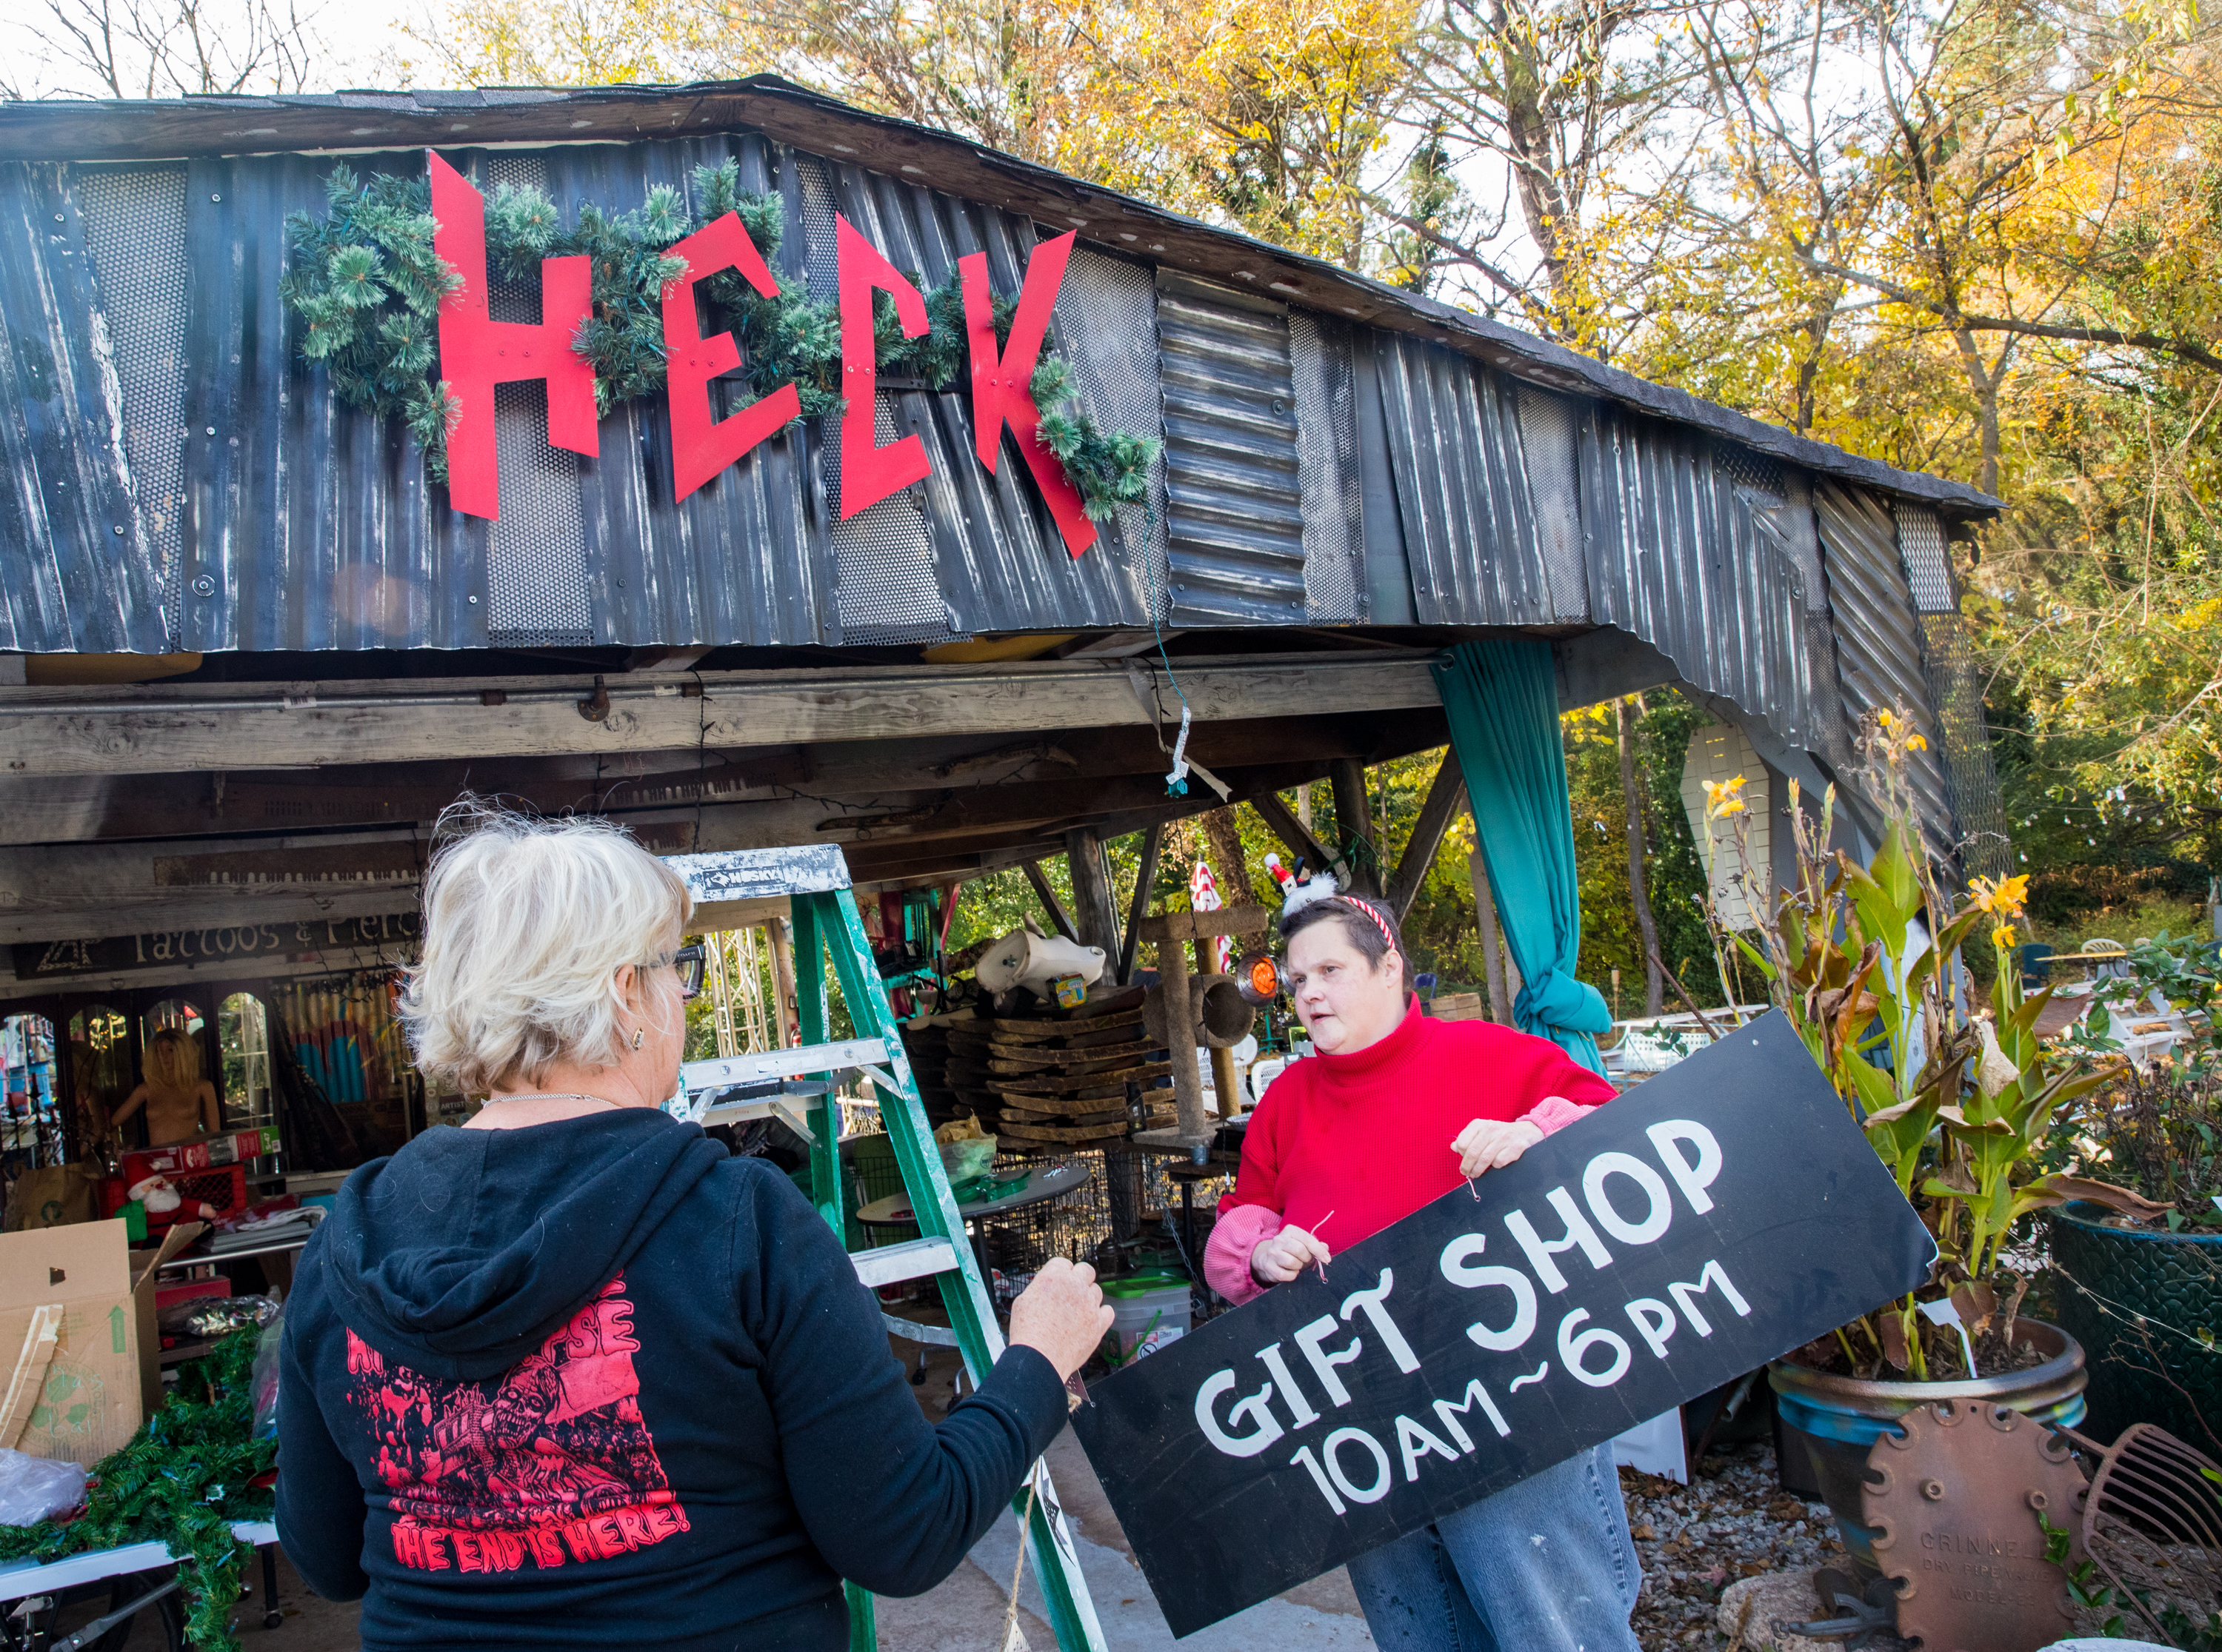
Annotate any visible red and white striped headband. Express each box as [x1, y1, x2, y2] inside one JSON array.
[[1341, 896, 1397, 952]]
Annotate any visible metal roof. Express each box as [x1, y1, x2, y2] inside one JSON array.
[[0, 75, 2001, 519]]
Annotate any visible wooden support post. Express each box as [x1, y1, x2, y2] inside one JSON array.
[[1469, 846, 1515, 1026], [1021, 859, 1081, 943], [1387, 750, 1467, 923], [1192, 936, 1244, 1120], [1330, 759, 1378, 896], [1155, 932, 1205, 1139], [767, 915, 801, 1046], [1116, 823, 1164, 986], [1130, 908, 1274, 1148], [1064, 827, 1122, 961]]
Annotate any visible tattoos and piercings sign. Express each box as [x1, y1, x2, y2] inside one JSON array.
[[1071, 1011, 1935, 1636]]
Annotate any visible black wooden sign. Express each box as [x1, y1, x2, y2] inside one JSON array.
[[1072, 1011, 1935, 1636]]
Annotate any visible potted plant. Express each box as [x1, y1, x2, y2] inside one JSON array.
[[2044, 933, 2222, 1454], [1697, 712, 2162, 1582]]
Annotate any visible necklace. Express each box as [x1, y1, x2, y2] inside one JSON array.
[[490, 1091, 623, 1109]]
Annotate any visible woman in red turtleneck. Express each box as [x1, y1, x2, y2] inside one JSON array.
[[1203, 892, 1641, 1652]]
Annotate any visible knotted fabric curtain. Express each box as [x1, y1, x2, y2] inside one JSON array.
[[1431, 638, 1612, 1074]]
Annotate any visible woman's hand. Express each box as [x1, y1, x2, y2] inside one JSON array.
[[1009, 1257, 1113, 1380], [1250, 1224, 1331, 1285], [1453, 1117, 1546, 1179]]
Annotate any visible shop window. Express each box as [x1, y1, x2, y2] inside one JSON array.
[[67, 1006, 134, 1152], [218, 993, 274, 1130]]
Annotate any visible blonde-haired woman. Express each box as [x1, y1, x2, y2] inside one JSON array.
[[276, 803, 1110, 1651], [110, 1027, 219, 1146]]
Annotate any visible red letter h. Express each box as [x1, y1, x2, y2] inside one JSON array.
[[428, 150, 598, 520]]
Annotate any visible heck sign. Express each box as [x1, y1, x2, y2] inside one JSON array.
[[424, 152, 1095, 555]]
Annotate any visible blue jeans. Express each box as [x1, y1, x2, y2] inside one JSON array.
[[1344, 1445, 1642, 1652]]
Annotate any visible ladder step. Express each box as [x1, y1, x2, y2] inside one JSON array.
[[850, 1236, 960, 1288], [682, 1038, 888, 1092]]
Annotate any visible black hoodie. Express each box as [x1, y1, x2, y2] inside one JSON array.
[[276, 1110, 1067, 1652]]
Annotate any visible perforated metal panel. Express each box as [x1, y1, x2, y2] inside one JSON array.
[[1890, 502, 2011, 874], [796, 155, 838, 303], [824, 392, 946, 640], [481, 154, 591, 647], [1058, 247, 1168, 612], [1156, 272, 1306, 623], [1516, 387, 1585, 621], [77, 164, 189, 641], [1290, 311, 1363, 623], [1893, 500, 1957, 614]]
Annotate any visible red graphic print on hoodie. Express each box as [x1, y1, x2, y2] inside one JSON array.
[[343, 1274, 689, 1574]]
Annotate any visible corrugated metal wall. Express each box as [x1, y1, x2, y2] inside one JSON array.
[[1156, 273, 1306, 624], [1812, 477, 1957, 855], [0, 162, 171, 655], [1581, 406, 1818, 752], [1374, 334, 1555, 626]]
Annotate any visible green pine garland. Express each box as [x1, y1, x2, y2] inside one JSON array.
[[283, 159, 1159, 522], [0, 1328, 277, 1652]]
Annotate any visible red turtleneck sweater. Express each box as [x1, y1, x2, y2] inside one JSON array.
[[1206, 997, 1616, 1304]]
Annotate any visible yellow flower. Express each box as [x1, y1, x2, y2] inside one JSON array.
[[1968, 873, 2030, 920], [1992, 923, 2018, 952], [1878, 709, 1898, 731], [1907, 734, 1928, 751], [1702, 775, 1748, 820]]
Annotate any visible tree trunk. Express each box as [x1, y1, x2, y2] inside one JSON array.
[[1952, 327, 2006, 498], [1201, 806, 1257, 908], [1617, 697, 1664, 1017]]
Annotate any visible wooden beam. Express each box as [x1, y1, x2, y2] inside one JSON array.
[[1250, 787, 1344, 883], [1136, 908, 1275, 943], [1064, 827, 1121, 960], [1116, 822, 1164, 986], [1387, 750, 1467, 924], [1330, 759, 1379, 897], [0, 652, 1440, 779], [1020, 860, 1081, 944]]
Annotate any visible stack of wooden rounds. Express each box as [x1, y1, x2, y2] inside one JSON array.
[[899, 1014, 967, 1129], [943, 983, 1173, 1148]]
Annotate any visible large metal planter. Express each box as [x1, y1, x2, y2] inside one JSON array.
[[2050, 1199, 2222, 1451], [1768, 1320, 2088, 1582]]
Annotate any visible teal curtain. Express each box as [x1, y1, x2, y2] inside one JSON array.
[[1432, 638, 1612, 1074]]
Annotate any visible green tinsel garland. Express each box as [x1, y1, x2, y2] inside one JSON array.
[[283, 159, 1159, 523], [0, 1328, 276, 1652]]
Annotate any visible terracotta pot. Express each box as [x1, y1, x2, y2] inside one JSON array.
[[2049, 1200, 2222, 1452], [1767, 1320, 2088, 1582]]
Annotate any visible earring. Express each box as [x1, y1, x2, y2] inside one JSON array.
[[631, 1028, 644, 1050]]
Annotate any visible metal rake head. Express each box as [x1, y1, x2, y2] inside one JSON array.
[[2078, 1422, 2221, 1643]]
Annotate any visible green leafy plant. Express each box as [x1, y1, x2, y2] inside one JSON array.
[[0, 1327, 276, 1652], [1706, 709, 2164, 1379], [281, 158, 1161, 521]]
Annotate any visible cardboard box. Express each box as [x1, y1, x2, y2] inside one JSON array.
[[0, 1220, 204, 1465]]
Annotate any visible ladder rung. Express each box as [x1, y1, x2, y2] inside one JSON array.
[[682, 1037, 889, 1091], [851, 1236, 960, 1287]]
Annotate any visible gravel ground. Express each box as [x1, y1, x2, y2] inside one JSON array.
[[1622, 1441, 1849, 1649]]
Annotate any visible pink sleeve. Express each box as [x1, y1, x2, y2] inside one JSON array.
[[1519, 1094, 1599, 1137], [1204, 1204, 1283, 1306]]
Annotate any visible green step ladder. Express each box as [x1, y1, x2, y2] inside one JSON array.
[[667, 844, 1109, 1652]]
